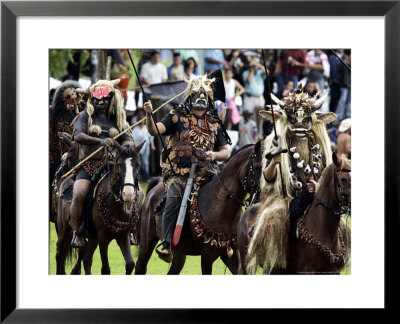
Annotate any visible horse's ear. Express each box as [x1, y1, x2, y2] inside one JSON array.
[[255, 140, 262, 153], [114, 140, 123, 154], [332, 152, 342, 167], [134, 140, 146, 154]]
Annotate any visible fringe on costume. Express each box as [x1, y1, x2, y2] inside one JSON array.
[[246, 196, 290, 274]]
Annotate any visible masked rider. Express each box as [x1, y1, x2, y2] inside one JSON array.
[[69, 79, 135, 248], [144, 75, 231, 262], [246, 84, 336, 273], [49, 80, 86, 186]]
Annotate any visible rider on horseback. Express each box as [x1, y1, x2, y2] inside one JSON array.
[[69, 79, 135, 248], [144, 74, 231, 262], [246, 84, 337, 273]]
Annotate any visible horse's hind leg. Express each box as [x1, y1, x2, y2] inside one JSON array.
[[83, 238, 98, 275], [167, 251, 186, 275], [135, 236, 158, 275], [201, 252, 219, 275], [56, 228, 70, 275], [98, 236, 111, 275], [70, 247, 86, 275], [220, 249, 240, 275], [117, 234, 135, 275]]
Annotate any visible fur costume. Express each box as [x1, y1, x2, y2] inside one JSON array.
[[246, 85, 335, 273]]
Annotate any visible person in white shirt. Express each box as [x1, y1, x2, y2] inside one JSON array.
[[140, 50, 168, 85]]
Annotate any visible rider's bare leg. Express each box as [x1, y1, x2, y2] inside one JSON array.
[[69, 179, 91, 247]]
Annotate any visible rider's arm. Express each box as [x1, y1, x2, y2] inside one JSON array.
[[144, 100, 167, 136], [263, 153, 281, 182]]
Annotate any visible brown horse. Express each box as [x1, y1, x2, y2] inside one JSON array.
[[237, 152, 351, 274], [54, 141, 145, 275], [135, 142, 263, 275]]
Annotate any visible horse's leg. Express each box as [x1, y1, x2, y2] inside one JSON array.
[[70, 247, 86, 275], [83, 238, 98, 275], [167, 251, 186, 275], [98, 235, 111, 275], [201, 250, 219, 275], [56, 227, 70, 275], [135, 235, 158, 275], [116, 234, 135, 275], [220, 249, 240, 275]]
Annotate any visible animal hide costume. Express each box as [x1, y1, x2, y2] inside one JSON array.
[[246, 84, 336, 273], [158, 74, 229, 251], [49, 80, 85, 168], [73, 79, 134, 177]]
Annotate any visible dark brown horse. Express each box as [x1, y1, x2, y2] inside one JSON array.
[[135, 142, 263, 275], [54, 141, 145, 275], [237, 152, 351, 274]]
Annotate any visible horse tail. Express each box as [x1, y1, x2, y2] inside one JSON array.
[[146, 177, 162, 196], [340, 217, 351, 270], [246, 197, 290, 274], [65, 231, 78, 265]]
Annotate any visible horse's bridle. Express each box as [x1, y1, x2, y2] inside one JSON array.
[[107, 157, 139, 202], [316, 167, 351, 216], [215, 146, 261, 207]]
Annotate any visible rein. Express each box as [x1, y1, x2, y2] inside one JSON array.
[[106, 150, 139, 203], [316, 167, 351, 216], [297, 166, 351, 265], [215, 147, 261, 207]]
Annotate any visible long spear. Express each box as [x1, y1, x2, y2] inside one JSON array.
[[261, 49, 287, 197], [61, 89, 185, 179], [126, 49, 176, 174]]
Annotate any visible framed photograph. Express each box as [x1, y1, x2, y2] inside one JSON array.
[[1, 0, 397, 322]]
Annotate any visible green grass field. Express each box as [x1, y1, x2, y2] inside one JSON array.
[[49, 183, 350, 275], [49, 222, 236, 275]]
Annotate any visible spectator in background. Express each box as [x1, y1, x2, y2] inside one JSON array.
[[293, 49, 330, 92], [335, 51, 351, 121], [226, 49, 246, 85], [238, 110, 258, 147], [140, 50, 168, 85], [242, 58, 266, 136], [274, 49, 306, 97], [183, 60, 196, 81], [304, 81, 320, 97], [134, 50, 153, 107], [224, 68, 244, 130], [328, 49, 345, 112], [282, 80, 294, 97], [336, 118, 351, 159], [185, 57, 200, 76], [174, 50, 200, 66], [167, 52, 184, 81], [132, 108, 155, 182], [204, 49, 228, 73]]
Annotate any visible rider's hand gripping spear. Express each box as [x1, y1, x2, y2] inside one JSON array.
[[126, 49, 176, 175], [261, 49, 288, 197]]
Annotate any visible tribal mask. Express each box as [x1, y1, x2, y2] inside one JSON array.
[[182, 74, 215, 111], [261, 84, 335, 138]]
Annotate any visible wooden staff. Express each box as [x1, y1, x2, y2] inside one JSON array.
[[61, 89, 186, 179]]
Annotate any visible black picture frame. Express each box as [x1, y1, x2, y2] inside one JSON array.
[[1, 0, 398, 322]]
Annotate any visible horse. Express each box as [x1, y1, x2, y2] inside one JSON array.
[[237, 152, 351, 274], [54, 140, 145, 275], [135, 141, 263, 275]]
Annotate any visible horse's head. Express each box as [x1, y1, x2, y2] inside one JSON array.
[[114, 140, 146, 203], [333, 152, 351, 205], [259, 84, 336, 138]]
